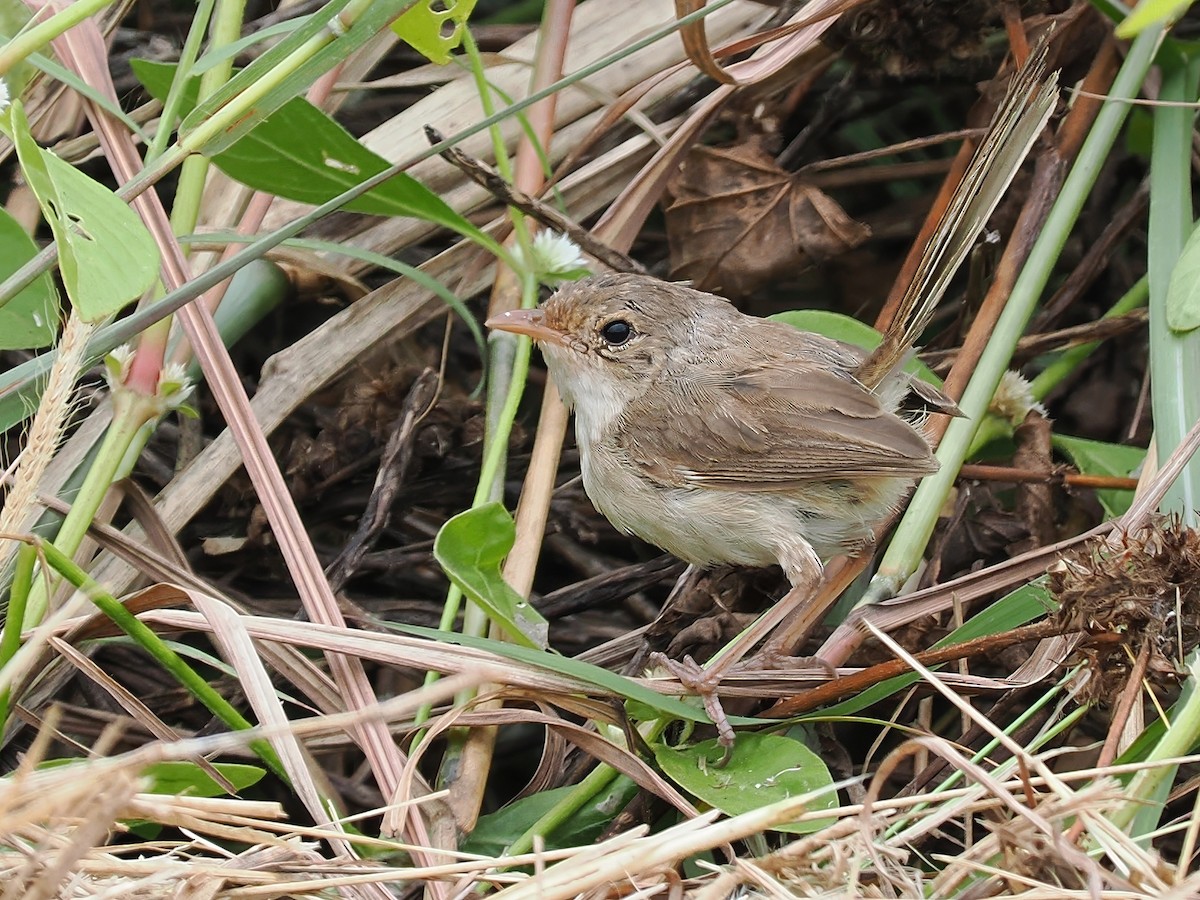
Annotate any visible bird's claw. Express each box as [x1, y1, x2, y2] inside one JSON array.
[[650, 651, 736, 763]]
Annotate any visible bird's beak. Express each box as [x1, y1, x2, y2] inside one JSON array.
[[485, 308, 568, 346]]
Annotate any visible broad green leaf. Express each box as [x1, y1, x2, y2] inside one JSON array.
[[392, 0, 478, 64], [133, 60, 499, 253], [462, 782, 634, 855], [434, 502, 549, 649], [10, 102, 158, 322], [769, 309, 943, 386], [0, 206, 58, 349], [1166, 221, 1200, 332], [1115, 0, 1191, 38], [179, 0, 417, 156], [653, 732, 837, 834], [1053, 434, 1145, 518]]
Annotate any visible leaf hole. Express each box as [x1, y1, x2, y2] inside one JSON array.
[[66, 212, 95, 242]]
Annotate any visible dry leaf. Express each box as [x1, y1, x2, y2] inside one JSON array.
[[663, 136, 869, 298]]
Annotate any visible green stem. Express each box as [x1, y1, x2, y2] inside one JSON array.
[[23, 391, 157, 627], [28, 536, 286, 780], [1029, 274, 1150, 401], [508, 762, 622, 857], [1109, 650, 1200, 835], [0, 0, 115, 77], [1146, 52, 1200, 522], [866, 25, 1164, 602], [421, 31, 543, 737], [145, 0, 217, 164], [507, 718, 667, 857], [0, 542, 36, 727]]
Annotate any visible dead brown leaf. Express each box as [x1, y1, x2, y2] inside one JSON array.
[[663, 136, 869, 298]]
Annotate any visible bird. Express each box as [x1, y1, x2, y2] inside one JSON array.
[[487, 272, 949, 593]]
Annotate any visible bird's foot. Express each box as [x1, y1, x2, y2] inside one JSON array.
[[650, 651, 736, 763]]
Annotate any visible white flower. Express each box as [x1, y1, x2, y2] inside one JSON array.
[[104, 347, 195, 416], [103, 344, 135, 391], [522, 231, 589, 284], [990, 369, 1046, 425], [157, 362, 195, 410], [0, 79, 10, 115]]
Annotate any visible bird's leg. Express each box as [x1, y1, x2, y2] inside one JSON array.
[[650, 551, 824, 756]]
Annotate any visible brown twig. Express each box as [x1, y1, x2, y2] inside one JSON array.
[[922, 309, 1148, 370], [763, 623, 1119, 719], [424, 126, 645, 275], [958, 464, 1140, 491]]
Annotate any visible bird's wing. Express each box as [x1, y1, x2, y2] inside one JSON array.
[[619, 361, 938, 492]]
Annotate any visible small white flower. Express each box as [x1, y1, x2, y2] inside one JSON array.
[[990, 369, 1046, 425], [0, 79, 10, 115], [103, 344, 135, 391], [157, 362, 195, 410], [523, 231, 589, 284]]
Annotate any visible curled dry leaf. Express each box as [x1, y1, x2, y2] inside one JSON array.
[[663, 136, 869, 298]]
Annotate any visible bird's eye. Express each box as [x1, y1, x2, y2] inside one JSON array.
[[600, 319, 633, 346]]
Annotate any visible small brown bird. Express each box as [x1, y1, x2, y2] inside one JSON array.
[[488, 274, 947, 592]]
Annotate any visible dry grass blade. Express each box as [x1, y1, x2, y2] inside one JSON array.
[[856, 38, 1059, 388]]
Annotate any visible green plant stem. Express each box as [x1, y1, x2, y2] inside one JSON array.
[[509, 761, 622, 857], [0, 543, 36, 726], [23, 390, 159, 627], [419, 31, 542, 736], [1029, 274, 1150, 401], [1147, 52, 1200, 523], [133, 0, 248, 391], [171, 0, 246, 238], [176, 0, 378, 155], [25, 536, 286, 779], [865, 25, 1164, 603], [145, 0, 217, 164], [0, 0, 115, 77], [965, 274, 1152, 458]]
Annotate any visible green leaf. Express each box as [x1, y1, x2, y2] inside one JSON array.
[[179, 0, 416, 156], [1115, 0, 1191, 38], [1166, 221, 1200, 332], [653, 732, 837, 834], [9, 102, 158, 323], [390, 623, 749, 726], [462, 782, 632, 855], [0, 206, 58, 349], [392, 0, 478, 64], [141, 761, 266, 797], [133, 60, 499, 254], [1053, 434, 1145, 518], [768, 309, 943, 386], [33, 760, 265, 798], [434, 502, 549, 649]]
